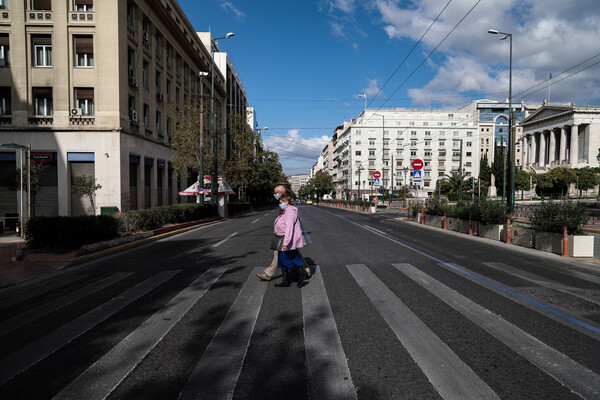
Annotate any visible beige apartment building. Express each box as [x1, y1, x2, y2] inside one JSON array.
[[0, 0, 228, 218]]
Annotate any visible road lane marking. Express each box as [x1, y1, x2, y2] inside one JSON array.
[[319, 208, 600, 336], [212, 232, 237, 248], [178, 267, 267, 400], [300, 217, 311, 245], [0, 273, 133, 336], [0, 274, 86, 309], [0, 270, 179, 386], [347, 264, 499, 400], [302, 266, 357, 399], [251, 218, 260, 224], [484, 262, 600, 307], [393, 262, 600, 400], [54, 268, 225, 400]]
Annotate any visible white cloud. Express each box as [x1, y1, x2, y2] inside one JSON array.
[[363, 78, 382, 98], [263, 130, 330, 164], [339, 0, 600, 105], [219, 1, 245, 21]]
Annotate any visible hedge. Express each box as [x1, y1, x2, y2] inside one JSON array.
[[26, 215, 120, 252], [26, 203, 218, 252]]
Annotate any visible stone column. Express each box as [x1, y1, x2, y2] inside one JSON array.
[[570, 124, 579, 165], [559, 127, 567, 164], [522, 134, 529, 166], [531, 133, 537, 165], [548, 129, 556, 164], [539, 131, 546, 166]]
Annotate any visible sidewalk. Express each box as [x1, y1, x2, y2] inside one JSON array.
[[0, 232, 67, 286]]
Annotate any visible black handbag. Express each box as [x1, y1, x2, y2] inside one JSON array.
[[270, 234, 284, 251]]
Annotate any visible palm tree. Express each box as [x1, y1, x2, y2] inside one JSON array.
[[440, 171, 468, 201]]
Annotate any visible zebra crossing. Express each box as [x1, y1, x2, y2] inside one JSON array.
[[0, 259, 598, 399]]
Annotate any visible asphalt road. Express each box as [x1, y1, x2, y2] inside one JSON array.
[[0, 204, 599, 399]]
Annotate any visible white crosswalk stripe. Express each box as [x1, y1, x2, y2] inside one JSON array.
[[0, 260, 598, 399], [348, 264, 500, 400], [393, 262, 600, 400], [54, 268, 225, 400]]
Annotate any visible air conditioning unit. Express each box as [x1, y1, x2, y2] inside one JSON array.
[[70, 108, 83, 116], [143, 31, 149, 41], [131, 110, 138, 122], [156, 93, 164, 102]]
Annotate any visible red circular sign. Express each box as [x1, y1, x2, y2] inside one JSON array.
[[412, 159, 424, 170], [373, 171, 381, 179]]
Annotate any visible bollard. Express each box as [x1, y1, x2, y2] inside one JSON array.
[[561, 226, 569, 257], [443, 213, 447, 230], [407, 210, 410, 221], [468, 216, 473, 236], [421, 209, 425, 225], [386, 206, 389, 213], [505, 218, 511, 244]]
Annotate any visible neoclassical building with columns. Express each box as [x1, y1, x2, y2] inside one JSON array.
[[520, 104, 600, 172]]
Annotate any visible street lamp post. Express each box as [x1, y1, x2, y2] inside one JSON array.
[[403, 167, 409, 207], [210, 32, 234, 208], [596, 150, 600, 199], [198, 71, 209, 205], [358, 165, 364, 201], [488, 28, 514, 213]]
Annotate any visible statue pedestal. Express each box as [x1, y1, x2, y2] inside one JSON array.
[[488, 186, 497, 197]]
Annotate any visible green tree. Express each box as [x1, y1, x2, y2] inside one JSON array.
[[0, 160, 48, 217], [247, 150, 287, 202], [222, 113, 260, 201], [491, 143, 507, 193], [440, 171, 469, 201], [535, 167, 576, 197], [71, 175, 103, 214], [308, 171, 333, 199], [515, 169, 536, 200], [574, 167, 598, 196]]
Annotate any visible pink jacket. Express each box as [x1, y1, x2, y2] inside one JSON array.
[[274, 205, 303, 250]]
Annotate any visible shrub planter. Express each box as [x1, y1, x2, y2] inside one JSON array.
[[568, 235, 594, 257], [533, 232, 562, 254], [426, 215, 443, 228], [510, 226, 534, 248], [478, 223, 503, 241]]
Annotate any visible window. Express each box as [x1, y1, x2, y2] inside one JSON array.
[[466, 141, 472, 147], [0, 0, 7, 10], [167, 117, 172, 136], [369, 140, 375, 146], [33, 87, 53, 116], [143, 103, 149, 126], [453, 142, 459, 148], [448, 113, 454, 118], [395, 121, 401, 126], [467, 131, 473, 137], [127, 2, 134, 26], [31, 0, 52, 10], [143, 18, 150, 41], [411, 141, 417, 147], [424, 152, 432, 157], [74, 0, 94, 11], [156, 111, 161, 133], [369, 150, 375, 156], [453, 131, 459, 136], [383, 130, 389, 136], [74, 36, 93, 67], [451, 122, 457, 126], [396, 130, 402, 136], [155, 71, 161, 94], [466, 162, 472, 167], [424, 141, 431, 147], [466, 152, 472, 157], [425, 131, 431, 136], [355, 140, 361, 145], [410, 151, 417, 156], [397, 151, 403, 157], [486, 138, 489, 144], [481, 138, 484, 145], [411, 131, 417, 136], [143, 61, 149, 88], [355, 130, 361, 135], [409, 122, 415, 126], [128, 96, 136, 120], [383, 140, 389, 146], [437, 122, 443, 126], [424, 171, 430, 177], [75, 88, 94, 115], [0, 86, 11, 115], [355, 150, 361, 156], [369, 130, 375, 136], [439, 141, 445, 147], [0, 34, 9, 67], [439, 131, 445, 136], [397, 140, 403, 146], [33, 35, 52, 67], [423, 122, 428, 126]]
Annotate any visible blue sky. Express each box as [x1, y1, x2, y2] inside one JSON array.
[[179, 0, 600, 176]]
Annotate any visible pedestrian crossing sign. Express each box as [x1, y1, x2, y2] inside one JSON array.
[[413, 170, 422, 179]]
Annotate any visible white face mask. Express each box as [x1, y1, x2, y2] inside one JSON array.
[[274, 193, 281, 200], [279, 202, 287, 210]]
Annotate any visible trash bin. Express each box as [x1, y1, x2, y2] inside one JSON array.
[[100, 206, 119, 215]]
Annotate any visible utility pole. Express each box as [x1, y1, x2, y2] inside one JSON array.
[[458, 139, 463, 201]]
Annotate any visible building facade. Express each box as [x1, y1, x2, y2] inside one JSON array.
[[288, 174, 309, 196], [0, 0, 230, 218], [520, 104, 600, 171]]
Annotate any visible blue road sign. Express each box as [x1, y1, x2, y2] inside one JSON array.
[[374, 178, 380, 185], [413, 170, 422, 179]]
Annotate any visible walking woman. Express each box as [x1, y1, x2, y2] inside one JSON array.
[[274, 194, 306, 287]]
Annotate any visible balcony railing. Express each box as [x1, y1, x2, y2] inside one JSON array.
[[70, 116, 95, 125], [26, 10, 53, 23], [69, 11, 94, 22], [29, 116, 53, 125]]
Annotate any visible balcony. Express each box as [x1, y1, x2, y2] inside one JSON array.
[[29, 116, 53, 125], [0, 115, 11, 125], [26, 10, 53, 23], [69, 11, 94, 23], [127, 25, 136, 41], [70, 116, 95, 125]]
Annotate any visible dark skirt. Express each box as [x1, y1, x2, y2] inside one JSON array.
[[277, 249, 304, 271]]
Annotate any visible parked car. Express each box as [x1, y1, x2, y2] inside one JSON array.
[[306, 200, 313, 205]]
